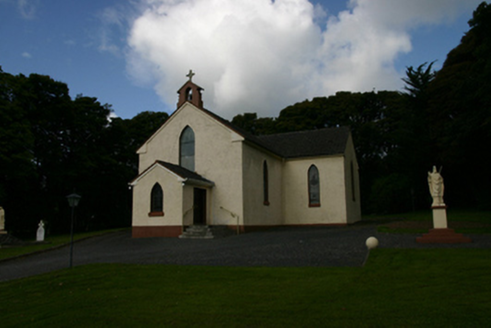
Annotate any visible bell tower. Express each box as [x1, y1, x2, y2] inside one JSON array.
[[177, 70, 204, 109]]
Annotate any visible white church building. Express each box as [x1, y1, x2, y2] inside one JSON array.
[[130, 75, 361, 237]]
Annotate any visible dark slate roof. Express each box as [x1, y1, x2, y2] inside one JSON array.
[[198, 106, 350, 158], [156, 161, 213, 184], [257, 126, 350, 158]]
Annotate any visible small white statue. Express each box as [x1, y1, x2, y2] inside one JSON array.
[[36, 220, 45, 242], [428, 166, 445, 207], [0, 206, 5, 232]]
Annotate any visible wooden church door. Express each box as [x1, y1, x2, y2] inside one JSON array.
[[193, 188, 207, 225]]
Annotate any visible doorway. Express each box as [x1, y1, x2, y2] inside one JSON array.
[[193, 188, 207, 225]]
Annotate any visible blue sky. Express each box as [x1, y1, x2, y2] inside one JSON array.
[[0, 0, 483, 119]]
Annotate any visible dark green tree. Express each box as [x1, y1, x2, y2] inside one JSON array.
[[231, 112, 277, 135], [99, 111, 169, 228], [1, 73, 75, 233], [0, 69, 170, 235], [0, 69, 37, 230], [427, 1, 491, 208], [384, 62, 438, 211], [402, 62, 436, 99]]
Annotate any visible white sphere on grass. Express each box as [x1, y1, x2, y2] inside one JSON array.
[[366, 236, 379, 249]]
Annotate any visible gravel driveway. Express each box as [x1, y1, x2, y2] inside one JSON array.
[[1, 224, 490, 282]]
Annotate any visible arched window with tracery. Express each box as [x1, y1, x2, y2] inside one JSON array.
[[308, 165, 320, 207], [150, 183, 163, 215], [180, 126, 195, 171]]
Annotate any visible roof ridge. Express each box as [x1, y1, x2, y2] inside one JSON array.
[[258, 126, 349, 138]]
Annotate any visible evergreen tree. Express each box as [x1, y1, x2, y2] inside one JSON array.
[[427, 1, 491, 208]]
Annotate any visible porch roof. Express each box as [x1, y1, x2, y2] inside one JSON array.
[[157, 161, 214, 186], [130, 160, 214, 187]]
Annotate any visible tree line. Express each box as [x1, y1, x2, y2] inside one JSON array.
[[0, 71, 168, 235], [231, 2, 491, 214], [1, 2, 489, 235]]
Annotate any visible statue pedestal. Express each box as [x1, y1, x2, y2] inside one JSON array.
[[416, 228, 472, 244], [417, 205, 472, 244], [432, 205, 448, 228]]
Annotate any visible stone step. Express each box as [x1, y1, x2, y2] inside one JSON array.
[[179, 225, 213, 239], [186, 226, 211, 233], [181, 232, 213, 238], [179, 225, 235, 239]]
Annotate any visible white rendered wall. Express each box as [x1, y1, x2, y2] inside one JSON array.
[[132, 166, 183, 227], [343, 134, 362, 223], [241, 143, 283, 226], [282, 156, 347, 225], [137, 103, 244, 226]]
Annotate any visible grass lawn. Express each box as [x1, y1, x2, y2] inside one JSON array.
[[0, 229, 128, 261], [369, 209, 491, 234], [1, 248, 490, 327]]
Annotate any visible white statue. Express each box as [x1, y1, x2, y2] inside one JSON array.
[[36, 220, 45, 242], [428, 166, 445, 207], [0, 206, 5, 232]]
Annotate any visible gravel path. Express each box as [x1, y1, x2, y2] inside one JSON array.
[[1, 225, 490, 282]]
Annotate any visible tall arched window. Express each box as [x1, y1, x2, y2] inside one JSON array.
[[180, 126, 195, 171], [263, 160, 269, 205], [150, 183, 163, 215], [308, 165, 320, 207]]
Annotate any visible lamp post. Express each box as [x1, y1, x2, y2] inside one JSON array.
[[66, 193, 81, 268]]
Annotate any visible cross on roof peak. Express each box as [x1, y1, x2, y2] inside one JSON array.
[[186, 69, 195, 82]]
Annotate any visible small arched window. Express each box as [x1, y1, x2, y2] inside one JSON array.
[[180, 126, 195, 171], [263, 160, 269, 205], [150, 183, 163, 215], [308, 165, 320, 207], [185, 87, 193, 101]]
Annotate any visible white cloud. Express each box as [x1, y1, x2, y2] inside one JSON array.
[[126, 0, 481, 119], [21, 51, 32, 58], [0, 0, 39, 19], [98, 30, 122, 57], [17, 0, 38, 19], [96, 5, 136, 56]]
